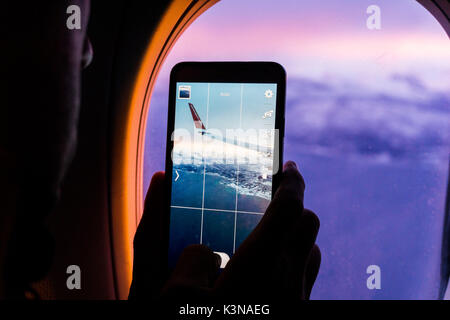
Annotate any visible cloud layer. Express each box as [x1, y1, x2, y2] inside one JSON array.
[[284, 74, 450, 166]]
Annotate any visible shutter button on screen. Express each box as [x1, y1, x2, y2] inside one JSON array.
[[214, 251, 230, 268]]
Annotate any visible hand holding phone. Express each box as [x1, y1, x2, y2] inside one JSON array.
[[166, 62, 286, 269], [129, 62, 321, 302], [129, 162, 321, 302]]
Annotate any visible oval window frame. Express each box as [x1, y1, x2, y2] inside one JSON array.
[[110, 0, 450, 299]]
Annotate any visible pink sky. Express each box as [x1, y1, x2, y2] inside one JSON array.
[[156, 0, 449, 93]]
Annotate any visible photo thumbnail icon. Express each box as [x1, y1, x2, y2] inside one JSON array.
[[178, 85, 191, 99]]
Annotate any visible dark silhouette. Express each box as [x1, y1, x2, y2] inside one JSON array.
[[1, 0, 91, 299], [129, 161, 321, 301]]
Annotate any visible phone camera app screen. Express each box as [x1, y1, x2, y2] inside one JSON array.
[[169, 82, 278, 268]]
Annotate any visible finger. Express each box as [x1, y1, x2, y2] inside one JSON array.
[[137, 171, 166, 237], [277, 161, 305, 204], [162, 244, 220, 299], [252, 161, 306, 244], [281, 209, 320, 299], [132, 171, 166, 249], [287, 209, 320, 266], [214, 162, 308, 297], [144, 171, 166, 207], [129, 171, 167, 300], [267, 161, 305, 221], [304, 244, 321, 300]]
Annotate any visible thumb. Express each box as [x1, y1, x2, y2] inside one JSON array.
[[161, 244, 221, 300], [129, 171, 168, 300]]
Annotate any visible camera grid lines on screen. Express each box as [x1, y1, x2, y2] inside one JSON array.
[[169, 82, 277, 265]]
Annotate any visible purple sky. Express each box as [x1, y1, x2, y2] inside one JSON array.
[[158, 0, 449, 87], [144, 0, 450, 299]]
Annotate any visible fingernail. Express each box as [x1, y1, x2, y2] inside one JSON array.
[[285, 161, 298, 169]]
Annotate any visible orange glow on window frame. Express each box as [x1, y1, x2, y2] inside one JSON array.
[[110, 0, 218, 300]]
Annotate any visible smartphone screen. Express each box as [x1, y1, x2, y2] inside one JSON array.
[[167, 81, 279, 268]]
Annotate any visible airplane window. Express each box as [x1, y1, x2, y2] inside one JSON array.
[[143, 0, 450, 299]]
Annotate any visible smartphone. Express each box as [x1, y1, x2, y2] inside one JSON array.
[[165, 62, 286, 269]]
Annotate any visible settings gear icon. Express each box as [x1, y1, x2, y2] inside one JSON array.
[[264, 89, 274, 99]]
